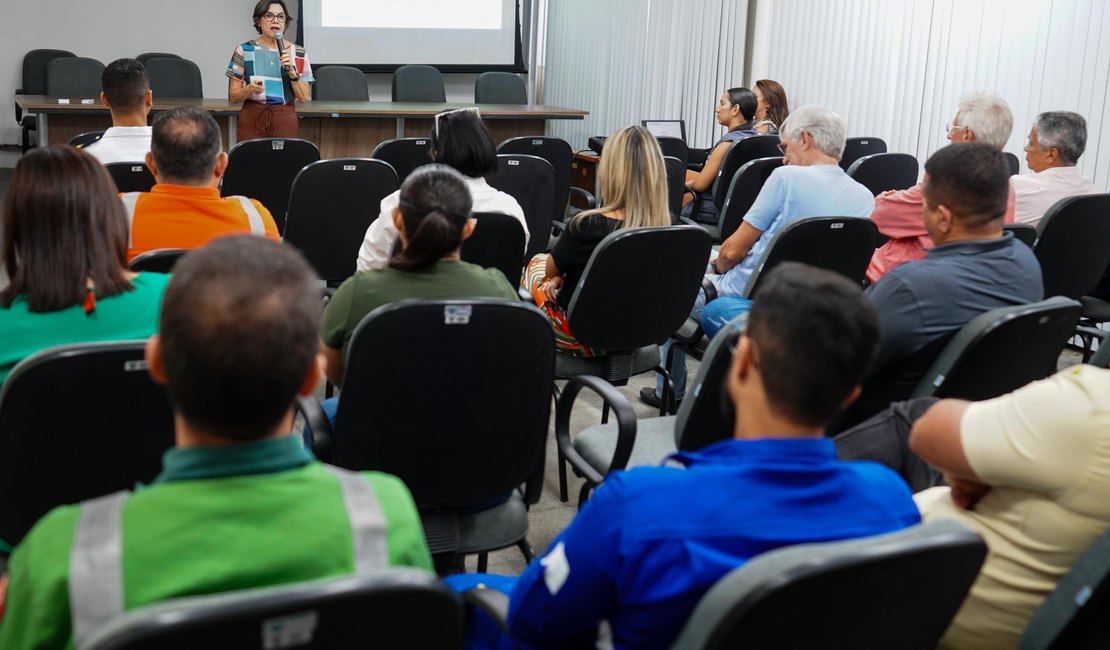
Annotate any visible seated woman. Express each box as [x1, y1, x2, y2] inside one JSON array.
[[323, 165, 519, 392], [682, 87, 760, 225], [524, 125, 671, 357], [0, 146, 169, 385], [356, 108, 528, 271], [752, 79, 790, 134]]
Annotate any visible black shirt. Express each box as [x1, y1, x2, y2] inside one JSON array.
[[550, 214, 622, 310]]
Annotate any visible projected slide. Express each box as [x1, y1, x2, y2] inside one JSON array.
[[323, 0, 502, 30]]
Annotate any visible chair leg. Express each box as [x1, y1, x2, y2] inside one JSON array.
[[517, 540, 535, 563], [477, 552, 488, 573], [601, 401, 610, 424], [577, 483, 593, 509], [557, 443, 569, 502]]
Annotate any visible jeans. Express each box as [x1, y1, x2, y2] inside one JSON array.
[[700, 297, 753, 339], [656, 288, 708, 400]]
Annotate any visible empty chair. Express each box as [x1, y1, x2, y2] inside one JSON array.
[[460, 212, 527, 285], [128, 248, 186, 273], [392, 64, 446, 102], [67, 130, 105, 148], [82, 570, 465, 650], [1004, 223, 1037, 247], [709, 135, 782, 213], [105, 161, 156, 193], [663, 155, 686, 220], [486, 153, 556, 261], [371, 137, 433, 184], [1005, 151, 1021, 175], [44, 56, 105, 97], [313, 65, 369, 101], [145, 57, 203, 98], [135, 52, 181, 65], [709, 156, 783, 241], [0, 342, 176, 551], [848, 152, 919, 196], [474, 71, 527, 104], [498, 136, 592, 221], [220, 138, 321, 234], [839, 136, 888, 171], [1020, 526, 1110, 650], [671, 520, 987, 650], [1034, 194, 1110, 300], [283, 159, 399, 284], [17, 48, 75, 152]]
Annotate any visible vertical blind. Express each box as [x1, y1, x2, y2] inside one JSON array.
[[541, 0, 750, 151], [757, 0, 1110, 189]]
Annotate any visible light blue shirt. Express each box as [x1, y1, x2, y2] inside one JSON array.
[[712, 164, 875, 297]]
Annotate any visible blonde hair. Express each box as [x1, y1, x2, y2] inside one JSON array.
[[573, 125, 670, 230]]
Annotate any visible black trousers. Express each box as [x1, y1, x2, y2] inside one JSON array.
[[834, 397, 947, 493]]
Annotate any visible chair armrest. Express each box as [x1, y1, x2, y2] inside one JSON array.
[[701, 276, 718, 303], [568, 186, 596, 211], [679, 216, 698, 227], [461, 586, 511, 634], [518, 286, 533, 302], [555, 376, 638, 485], [550, 220, 567, 236], [295, 395, 333, 461]]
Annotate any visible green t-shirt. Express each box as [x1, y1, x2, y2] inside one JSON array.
[[323, 259, 520, 360], [0, 436, 433, 650], [0, 272, 170, 385]]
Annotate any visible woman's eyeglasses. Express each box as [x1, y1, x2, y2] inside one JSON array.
[[263, 12, 287, 22], [435, 107, 481, 139]]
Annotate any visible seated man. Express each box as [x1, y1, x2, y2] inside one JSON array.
[[1011, 111, 1098, 227], [845, 143, 1043, 427], [0, 237, 433, 649], [122, 107, 278, 261], [83, 58, 154, 165], [452, 263, 922, 649], [866, 91, 1016, 283], [836, 365, 1110, 650], [644, 105, 874, 408]]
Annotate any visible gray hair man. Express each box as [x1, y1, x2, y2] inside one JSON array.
[[1011, 111, 1098, 227]]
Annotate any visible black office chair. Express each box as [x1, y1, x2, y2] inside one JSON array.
[[708, 135, 782, 214], [460, 212, 527, 285], [1021, 526, 1110, 649], [67, 130, 105, 148], [221, 138, 321, 234], [392, 65, 447, 102], [17, 48, 75, 152], [839, 136, 888, 171], [81, 571, 465, 650], [106, 162, 157, 193], [486, 154, 556, 261], [708, 156, 783, 242], [474, 72, 527, 104], [497, 136, 594, 222], [656, 136, 689, 168], [145, 57, 203, 98], [1005, 151, 1021, 175], [663, 155, 686, 221], [44, 56, 105, 97], [671, 520, 987, 650], [300, 299, 553, 568], [371, 137, 434, 184], [135, 52, 181, 66], [1005, 223, 1037, 247], [847, 152, 919, 196], [283, 158, 399, 285], [313, 66, 370, 101], [128, 248, 187, 273], [0, 342, 176, 551], [1034, 194, 1110, 300]]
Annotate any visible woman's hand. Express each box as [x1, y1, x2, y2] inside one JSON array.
[[543, 275, 564, 303], [280, 50, 298, 79]]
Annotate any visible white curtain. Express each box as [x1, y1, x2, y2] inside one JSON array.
[[541, 0, 750, 151], [754, 0, 1110, 188]]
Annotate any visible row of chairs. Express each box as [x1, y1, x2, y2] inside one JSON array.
[[316, 65, 528, 105]]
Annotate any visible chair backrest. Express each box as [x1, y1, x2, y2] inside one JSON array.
[[1090, 336, 1110, 370], [839, 136, 888, 171], [135, 52, 181, 66], [370, 137, 434, 184], [391, 65, 446, 102], [145, 57, 203, 98], [663, 155, 686, 220], [712, 135, 782, 210], [22, 49, 75, 95], [847, 152, 920, 196], [474, 71, 527, 104], [81, 571, 465, 650], [1005, 151, 1021, 175], [567, 226, 712, 350], [221, 138, 321, 234], [45, 56, 105, 97], [717, 157, 783, 241], [1034, 194, 1110, 299], [486, 154, 555, 261], [0, 342, 175, 550], [128, 248, 187, 273], [912, 296, 1082, 400], [497, 136, 573, 223], [283, 159, 399, 284], [1005, 223, 1037, 247], [656, 136, 689, 168], [1021, 526, 1110, 650], [68, 130, 105, 148], [459, 211, 526, 285], [334, 300, 554, 509], [313, 65, 370, 101], [743, 216, 878, 298], [671, 519, 987, 650], [106, 162, 157, 193], [675, 323, 741, 452]]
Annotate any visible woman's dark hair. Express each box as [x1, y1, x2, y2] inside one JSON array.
[[389, 164, 473, 272], [252, 0, 295, 34], [1, 146, 133, 312], [756, 79, 790, 127], [726, 87, 758, 123], [429, 109, 498, 178]]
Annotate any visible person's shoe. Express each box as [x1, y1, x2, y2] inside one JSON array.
[[639, 387, 682, 409]]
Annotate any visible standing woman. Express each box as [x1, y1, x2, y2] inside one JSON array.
[[226, 1, 313, 141], [752, 79, 790, 134]]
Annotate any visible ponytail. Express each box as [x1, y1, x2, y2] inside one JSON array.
[[389, 209, 465, 271], [388, 164, 473, 272]]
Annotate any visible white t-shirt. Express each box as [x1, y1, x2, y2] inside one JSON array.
[[918, 365, 1110, 650], [82, 126, 153, 165], [1010, 166, 1100, 227], [356, 175, 528, 271]]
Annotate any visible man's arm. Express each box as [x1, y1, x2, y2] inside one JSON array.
[[864, 274, 924, 372], [909, 399, 992, 509], [869, 184, 927, 239], [714, 222, 765, 273], [712, 168, 785, 272]]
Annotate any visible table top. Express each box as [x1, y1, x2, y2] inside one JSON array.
[[15, 96, 588, 120]]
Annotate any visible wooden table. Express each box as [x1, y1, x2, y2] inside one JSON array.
[[14, 96, 588, 158]]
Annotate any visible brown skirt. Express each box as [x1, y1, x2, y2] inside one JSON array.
[[237, 100, 298, 141]]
